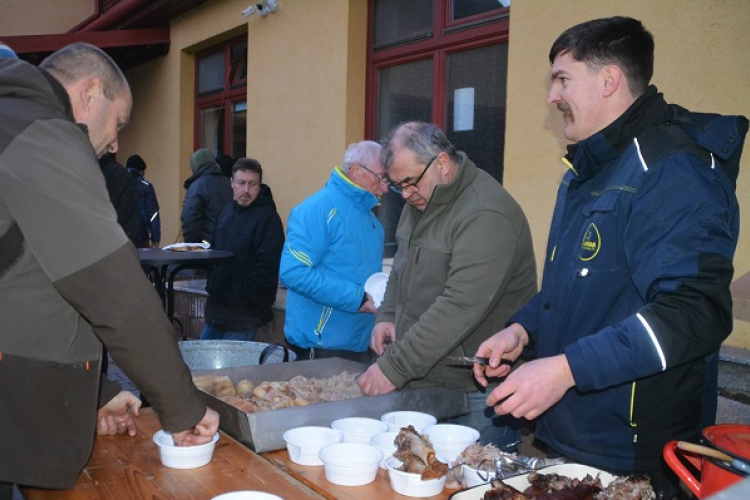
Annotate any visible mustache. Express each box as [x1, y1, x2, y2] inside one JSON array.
[[557, 104, 571, 114]]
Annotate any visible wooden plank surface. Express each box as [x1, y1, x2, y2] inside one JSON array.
[[262, 449, 462, 500], [21, 408, 323, 500]]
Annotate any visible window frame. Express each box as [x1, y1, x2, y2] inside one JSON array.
[[194, 35, 248, 155], [365, 1, 510, 139]]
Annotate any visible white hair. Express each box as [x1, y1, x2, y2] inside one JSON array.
[[342, 140, 382, 173]]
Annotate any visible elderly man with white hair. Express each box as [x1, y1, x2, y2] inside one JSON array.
[[281, 140, 389, 363]]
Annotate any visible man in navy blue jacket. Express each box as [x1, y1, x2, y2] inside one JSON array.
[[473, 16, 744, 499]]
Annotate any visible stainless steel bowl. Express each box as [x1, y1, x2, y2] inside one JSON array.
[[178, 340, 296, 371]]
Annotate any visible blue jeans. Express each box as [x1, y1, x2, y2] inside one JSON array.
[[442, 390, 522, 451], [200, 323, 258, 341]]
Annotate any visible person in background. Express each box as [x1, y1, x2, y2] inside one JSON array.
[[472, 17, 743, 499], [281, 141, 388, 363], [201, 158, 285, 341], [0, 41, 17, 59], [357, 122, 537, 449], [181, 148, 232, 244], [216, 152, 235, 178], [99, 152, 144, 246], [0, 42, 218, 498], [126, 154, 161, 248]]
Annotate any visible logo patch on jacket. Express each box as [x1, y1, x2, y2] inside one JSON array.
[[579, 223, 601, 261]]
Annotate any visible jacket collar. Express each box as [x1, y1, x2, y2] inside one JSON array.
[[329, 166, 380, 210], [424, 151, 476, 209], [565, 85, 669, 181]]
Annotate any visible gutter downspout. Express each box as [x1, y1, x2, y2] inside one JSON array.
[[70, 0, 151, 33]]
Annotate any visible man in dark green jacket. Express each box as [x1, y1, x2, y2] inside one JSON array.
[[357, 122, 537, 447]]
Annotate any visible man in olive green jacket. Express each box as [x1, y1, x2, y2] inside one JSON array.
[[357, 122, 537, 446], [0, 43, 217, 494]]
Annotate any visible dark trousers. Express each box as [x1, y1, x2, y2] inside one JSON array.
[[288, 344, 373, 364]]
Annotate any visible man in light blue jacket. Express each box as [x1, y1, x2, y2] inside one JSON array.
[[281, 141, 389, 363]]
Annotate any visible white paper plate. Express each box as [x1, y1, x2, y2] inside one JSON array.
[[211, 492, 282, 500], [448, 464, 616, 499], [364, 272, 388, 308], [163, 242, 211, 251]]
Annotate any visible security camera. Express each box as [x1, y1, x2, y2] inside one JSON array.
[[241, 0, 277, 18]]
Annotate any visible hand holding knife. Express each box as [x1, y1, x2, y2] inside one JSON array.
[[444, 356, 512, 367]]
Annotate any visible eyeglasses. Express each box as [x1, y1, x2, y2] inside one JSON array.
[[389, 155, 438, 194], [358, 163, 390, 185]]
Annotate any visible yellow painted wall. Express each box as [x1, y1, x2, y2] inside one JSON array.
[[244, 0, 369, 227], [117, 0, 368, 243], [0, 0, 91, 35], [504, 0, 750, 347], [118, 0, 253, 244], [3, 0, 748, 346]]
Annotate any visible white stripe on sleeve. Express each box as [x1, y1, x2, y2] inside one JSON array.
[[637, 312, 666, 371]]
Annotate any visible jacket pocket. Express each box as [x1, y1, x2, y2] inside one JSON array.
[[0, 351, 100, 489]]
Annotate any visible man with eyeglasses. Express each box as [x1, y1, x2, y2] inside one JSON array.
[[281, 140, 389, 363], [201, 158, 285, 342], [357, 122, 537, 449]]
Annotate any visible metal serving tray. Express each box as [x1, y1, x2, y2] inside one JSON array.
[[193, 358, 470, 453]]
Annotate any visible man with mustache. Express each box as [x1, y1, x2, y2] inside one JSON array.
[[201, 158, 284, 341], [473, 17, 744, 499]]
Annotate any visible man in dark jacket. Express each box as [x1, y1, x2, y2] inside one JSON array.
[[201, 158, 285, 341], [181, 148, 232, 243], [99, 153, 144, 246], [126, 154, 161, 248], [473, 17, 743, 499], [0, 43, 218, 496]]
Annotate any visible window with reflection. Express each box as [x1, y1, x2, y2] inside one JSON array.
[[374, 0, 434, 48], [368, 0, 510, 256], [195, 36, 248, 161], [375, 59, 434, 257]]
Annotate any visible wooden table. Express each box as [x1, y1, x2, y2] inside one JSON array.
[[262, 449, 462, 500], [21, 409, 324, 500]]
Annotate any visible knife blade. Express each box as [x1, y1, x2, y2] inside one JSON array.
[[444, 356, 491, 366], [444, 356, 514, 367]]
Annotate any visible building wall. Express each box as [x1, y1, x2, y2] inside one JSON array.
[[2, 0, 748, 346], [0, 0, 91, 35], [504, 0, 750, 347], [116, 0, 368, 244]]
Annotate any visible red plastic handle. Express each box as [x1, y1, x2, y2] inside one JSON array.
[[663, 440, 703, 498]]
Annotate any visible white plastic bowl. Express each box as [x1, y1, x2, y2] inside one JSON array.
[[385, 456, 447, 497], [283, 426, 344, 466], [461, 462, 497, 487], [422, 424, 479, 465], [364, 272, 388, 308], [331, 417, 388, 444], [370, 431, 399, 469], [380, 411, 437, 433], [318, 442, 383, 486], [152, 430, 219, 469], [211, 493, 283, 500]]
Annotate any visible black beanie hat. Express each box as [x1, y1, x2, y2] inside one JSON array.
[[126, 154, 147, 171]]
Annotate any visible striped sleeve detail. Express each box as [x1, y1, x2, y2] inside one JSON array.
[[326, 207, 337, 224], [288, 246, 313, 267]]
